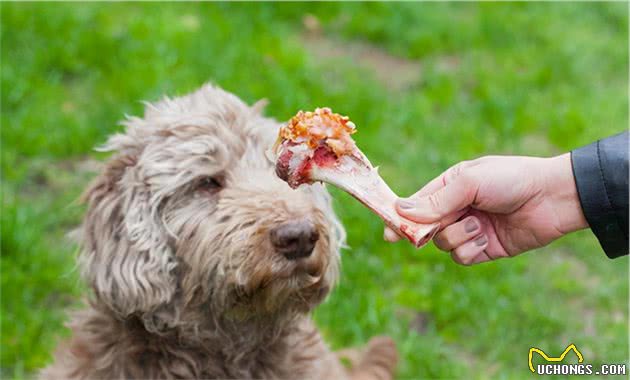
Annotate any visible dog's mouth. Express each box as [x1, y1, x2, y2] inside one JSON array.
[[226, 251, 331, 316], [270, 254, 328, 291], [294, 255, 326, 278]]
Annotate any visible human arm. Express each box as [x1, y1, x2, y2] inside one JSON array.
[[385, 132, 629, 264], [384, 154, 587, 264]]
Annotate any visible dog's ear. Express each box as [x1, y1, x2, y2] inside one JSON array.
[[79, 153, 185, 333], [251, 98, 269, 115]]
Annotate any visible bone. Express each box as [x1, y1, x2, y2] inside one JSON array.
[[272, 108, 439, 248]]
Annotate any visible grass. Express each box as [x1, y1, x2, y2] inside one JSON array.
[[1, 2, 628, 379]]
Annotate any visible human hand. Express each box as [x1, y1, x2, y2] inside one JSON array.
[[384, 154, 588, 265]]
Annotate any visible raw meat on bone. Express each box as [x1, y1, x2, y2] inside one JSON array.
[[271, 108, 439, 248]]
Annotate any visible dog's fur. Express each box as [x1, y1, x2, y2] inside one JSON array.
[[40, 85, 397, 379]]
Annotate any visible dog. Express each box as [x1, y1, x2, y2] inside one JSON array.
[[40, 84, 398, 379]]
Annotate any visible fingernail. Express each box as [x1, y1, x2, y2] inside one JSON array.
[[464, 218, 479, 233], [398, 199, 415, 210], [474, 234, 487, 246]]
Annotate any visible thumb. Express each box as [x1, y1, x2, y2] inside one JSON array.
[[396, 175, 477, 223]]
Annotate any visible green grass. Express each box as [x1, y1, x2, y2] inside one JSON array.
[[2, 2, 628, 379]]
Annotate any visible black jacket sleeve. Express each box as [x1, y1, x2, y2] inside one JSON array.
[[571, 131, 628, 259]]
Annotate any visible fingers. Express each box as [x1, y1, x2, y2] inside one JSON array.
[[435, 216, 494, 266], [449, 234, 490, 265], [383, 208, 468, 244], [383, 227, 401, 242], [384, 160, 477, 245], [444, 211, 512, 265], [433, 216, 481, 251], [384, 212, 501, 267], [396, 172, 479, 223]]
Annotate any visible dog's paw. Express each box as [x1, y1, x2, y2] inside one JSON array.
[[364, 336, 398, 372], [350, 336, 398, 380]]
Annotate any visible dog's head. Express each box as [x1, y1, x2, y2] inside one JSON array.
[[79, 84, 344, 332]]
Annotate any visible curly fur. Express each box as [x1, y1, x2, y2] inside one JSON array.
[[40, 84, 397, 379]]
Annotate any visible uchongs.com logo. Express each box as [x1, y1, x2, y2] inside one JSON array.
[[528, 344, 627, 376]]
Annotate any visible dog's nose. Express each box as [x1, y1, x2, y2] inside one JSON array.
[[270, 220, 319, 260]]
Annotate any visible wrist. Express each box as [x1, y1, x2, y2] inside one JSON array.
[[543, 153, 589, 234]]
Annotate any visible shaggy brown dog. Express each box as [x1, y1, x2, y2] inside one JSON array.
[[40, 85, 398, 379]]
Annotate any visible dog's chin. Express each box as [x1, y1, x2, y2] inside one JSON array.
[[292, 273, 330, 311], [226, 259, 331, 319], [266, 275, 330, 315], [260, 262, 330, 313], [279, 256, 331, 306]]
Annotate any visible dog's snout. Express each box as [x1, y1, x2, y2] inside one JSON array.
[[270, 220, 319, 260]]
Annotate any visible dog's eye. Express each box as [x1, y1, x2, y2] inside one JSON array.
[[198, 176, 223, 194]]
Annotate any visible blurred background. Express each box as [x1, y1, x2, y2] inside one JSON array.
[[1, 2, 628, 379]]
